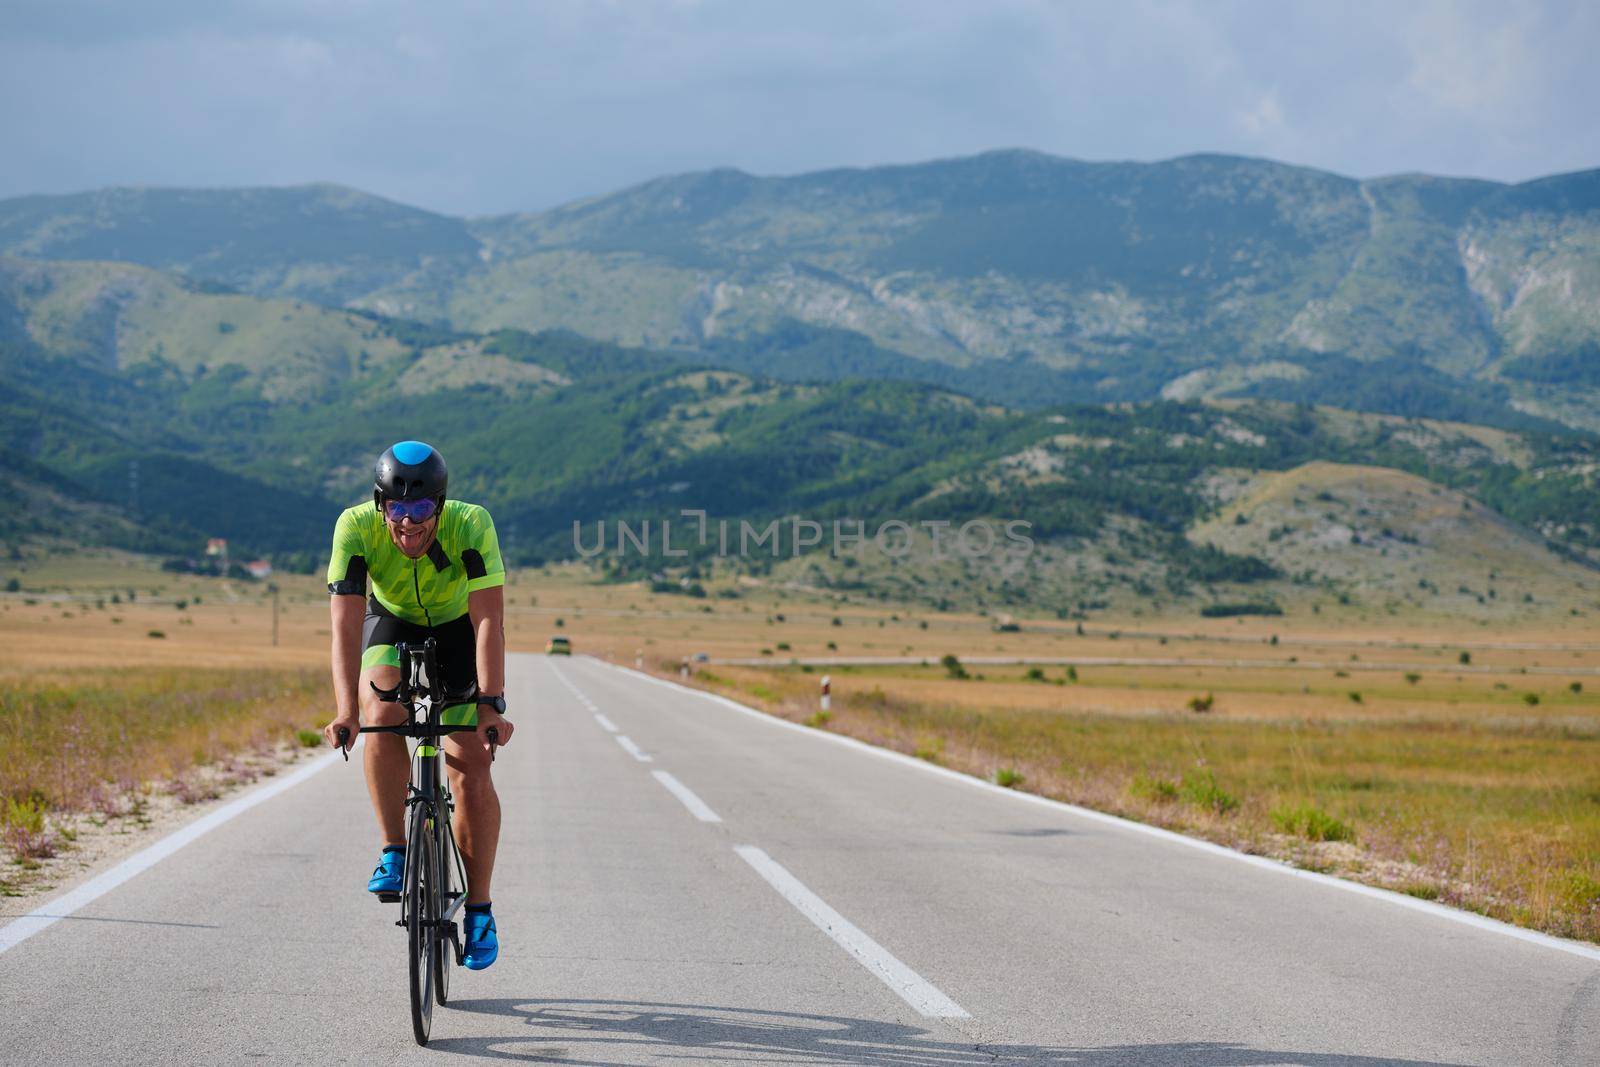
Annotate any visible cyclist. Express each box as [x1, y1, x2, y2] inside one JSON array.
[[322, 441, 513, 970]]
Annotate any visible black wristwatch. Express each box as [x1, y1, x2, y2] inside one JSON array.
[[476, 694, 507, 716]]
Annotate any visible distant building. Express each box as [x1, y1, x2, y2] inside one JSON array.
[[245, 560, 273, 579], [205, 538, 228, 557]]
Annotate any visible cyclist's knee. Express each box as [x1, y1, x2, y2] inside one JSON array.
[[359, 667, 406, 726], [445, 745, 492, 782]]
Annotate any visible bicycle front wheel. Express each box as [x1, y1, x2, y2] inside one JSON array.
[[407, 804, 437, 1045], [434, 810, 454, 1007]]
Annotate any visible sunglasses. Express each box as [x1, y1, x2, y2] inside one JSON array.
[[383, 497, 438, 524]]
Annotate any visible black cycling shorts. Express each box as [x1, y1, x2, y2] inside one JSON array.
[[360, 597, 478, 703]]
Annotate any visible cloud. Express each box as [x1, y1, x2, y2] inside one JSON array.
[[0, 0, 1594, 214]]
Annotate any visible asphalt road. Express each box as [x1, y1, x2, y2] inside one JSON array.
[[2, 653, 1596, 1065]]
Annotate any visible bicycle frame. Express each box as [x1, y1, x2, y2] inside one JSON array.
[[361, 638, 477, 964]]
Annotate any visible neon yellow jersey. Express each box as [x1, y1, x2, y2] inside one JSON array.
[[326, 500, 505, 626]]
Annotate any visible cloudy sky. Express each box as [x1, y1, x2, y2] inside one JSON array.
[[2, 0, 1595, 216]]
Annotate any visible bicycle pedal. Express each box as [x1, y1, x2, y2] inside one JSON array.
[[376, 891, 401, 904]]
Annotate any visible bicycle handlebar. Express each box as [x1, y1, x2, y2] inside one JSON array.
[[359, 722, 483, 739], [334, 722, 499, 762]]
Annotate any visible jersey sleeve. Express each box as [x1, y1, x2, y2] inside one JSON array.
[[460, 507, 506, 593], [326, 508, 369, 596]]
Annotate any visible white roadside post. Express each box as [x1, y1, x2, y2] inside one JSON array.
[[635, 648, 643, 669], [681, 656, 690, 679], [820, 674, 831, 714]]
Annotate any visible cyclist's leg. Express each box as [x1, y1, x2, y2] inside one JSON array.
[[360, 602, 419, 847], [436, 615, 499, 904], [444, 721, 498, 903]]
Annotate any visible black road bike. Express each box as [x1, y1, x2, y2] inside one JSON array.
[[337, 637, 497, 1045]]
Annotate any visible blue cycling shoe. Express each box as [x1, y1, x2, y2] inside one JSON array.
[[366, 846, 404, 895], [463, 903, 498, 970]]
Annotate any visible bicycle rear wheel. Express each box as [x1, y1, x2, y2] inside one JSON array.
[[407, 804, 437, 1045]]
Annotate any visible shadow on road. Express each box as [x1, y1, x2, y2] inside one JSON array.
[[432, 998, 1472, 1066]]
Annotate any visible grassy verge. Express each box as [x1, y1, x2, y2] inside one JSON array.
[[0, 667, 327, 876], [681, 663, 1600, 945]]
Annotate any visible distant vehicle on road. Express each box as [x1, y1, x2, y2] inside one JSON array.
[[693, 652, 709, 663], [547, 635, 571, 655]]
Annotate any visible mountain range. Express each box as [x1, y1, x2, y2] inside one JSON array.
[[3, 150, 1599, 616], [3, 150, 1598, 429]]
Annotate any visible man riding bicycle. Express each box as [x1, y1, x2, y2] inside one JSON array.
[[322, 441, 512, 970]]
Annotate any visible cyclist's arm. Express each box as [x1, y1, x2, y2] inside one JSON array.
[[325, 506, 370, 727], [331, 594, 365, 718], [468, 585, 505, 698], [462, 505, 507, 700]]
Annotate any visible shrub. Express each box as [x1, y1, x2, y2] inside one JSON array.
[[1179, 769, 1237, 814], [1459, 651, 1471, 665], [1025, 666, 1045, 681], [940, 654, 968, 680], [295, 728, 322, 748], [1187, 692, 1215, 714], [1201, 602, 1283, 618], [994, 767, 1024, 788], [147, 630, 167, 639], [1271, 804, 1355, 843], [1130, 774, 1180, 803], [2, 796, 59, 862], [804, 710, 831, 728], [1523, 693, 1541, 706], [1405, 673, 1421, 685]]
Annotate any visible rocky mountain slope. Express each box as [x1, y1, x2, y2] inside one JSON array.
[[3, 152, 1597, 427]]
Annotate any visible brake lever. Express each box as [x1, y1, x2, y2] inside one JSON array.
[[336, 726, 351, 762], [486, 726, 499, 763]]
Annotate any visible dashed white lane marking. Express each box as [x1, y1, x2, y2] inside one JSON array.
[[734, 845, 969, 1019], [602, 658, 1600, 966], [0, 752, 341, 956], [651, 770, 722, 823], [594, 713, 618, 733], [615, 735, 653, 762]]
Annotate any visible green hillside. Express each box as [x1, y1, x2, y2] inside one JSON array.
[[0, 184, 478, 307], [5, 259, 1600, 619], [2, 152, 1597, 430]]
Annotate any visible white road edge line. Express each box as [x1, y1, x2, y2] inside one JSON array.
[[615, 735, 653, 762], [651, 770, 723, 823], [594, 713, 619, 733], [585, 656, 1600, 965], [0, 751, 341, 956], [735, 845, 969, 1019]]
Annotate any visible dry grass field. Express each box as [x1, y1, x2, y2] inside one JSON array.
[[3, 545, 1597, 943]]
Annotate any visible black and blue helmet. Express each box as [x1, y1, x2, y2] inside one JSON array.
[[373, 440, 447, 509]]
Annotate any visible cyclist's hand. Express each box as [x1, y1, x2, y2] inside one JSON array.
[[477, 709, 513, 748], [324, 713, 360, 752]]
